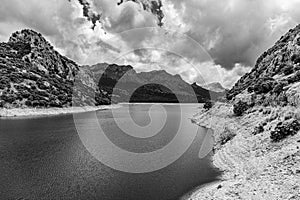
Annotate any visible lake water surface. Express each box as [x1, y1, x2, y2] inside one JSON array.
[[0, 104, 220, 200]]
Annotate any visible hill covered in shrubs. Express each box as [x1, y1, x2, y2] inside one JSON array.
[[227, 24, 300, 108], [0, 29, 110, 108]]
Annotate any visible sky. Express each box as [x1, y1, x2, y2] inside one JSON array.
[[1, 0, 300, 88]]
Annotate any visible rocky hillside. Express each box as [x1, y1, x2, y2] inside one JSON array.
[[0, 29, 110, 108], [188, 25, 300, 200], [227, 24, 300, 107]]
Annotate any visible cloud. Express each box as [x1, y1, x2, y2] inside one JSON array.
[[1, 0, 300, 88], [117, 0, 164, 27], [165, 0, 300, 69], [68, 0, 101, 30], [69, 0, 164, 30]]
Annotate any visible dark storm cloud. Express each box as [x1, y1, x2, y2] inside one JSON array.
[[69, 0, 164, 30], [117, 0, 164, 27], [68, 0, 102, 30]]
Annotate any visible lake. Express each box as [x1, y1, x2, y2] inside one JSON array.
[[0, 104, 220, 200]]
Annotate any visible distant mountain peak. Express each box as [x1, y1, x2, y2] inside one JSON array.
[[202, 82, 226, 93]]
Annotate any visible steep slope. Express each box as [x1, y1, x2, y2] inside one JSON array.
[[0, 29, 109, 108], [188, 25, 300, 200], [227, 24, 300, 107]]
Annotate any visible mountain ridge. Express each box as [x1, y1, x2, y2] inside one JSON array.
[[90, 63, 225, 103], [0, 29, 223, 109]]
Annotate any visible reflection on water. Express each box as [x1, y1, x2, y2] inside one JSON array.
[[0, 104, 220, 200]]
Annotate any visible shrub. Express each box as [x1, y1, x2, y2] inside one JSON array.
[[291, 54, 300, 64], [253, 124, 265, 135], [247, 86, 254, 93], [32, 100, 40, 107], [297, 38, 300, 46], [203, 101, 213, 110], [282, 65, 294, 75], [272, 82, 284, 94], [233, 101, 250, 116], [253, 79, 274, 94], [219, 127, 236, 145], [294, 65, 300, 71], [287, 71, 300, 84], [270, 119, 300, 142], [25, 100, 32, 107]]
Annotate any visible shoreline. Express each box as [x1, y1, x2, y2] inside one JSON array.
[[186, 102, 300, 200], [0, 103, 202, 119], [0, 105, 121, 119]]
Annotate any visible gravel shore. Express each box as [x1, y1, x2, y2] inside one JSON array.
[[187, 103, 300, 200], [0, 105, 120, 118]]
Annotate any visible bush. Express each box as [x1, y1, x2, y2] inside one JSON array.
[[254, 79, 274, 94], [203, 101, 213, 110], [247, 86, 254, 93], [294, 65, 300, 71], [287, 71, 300, 84], [25, 100, 32, 107], [233, 101, 250, 116], [291, 54, 300, 64], [272, 82, 284, 94], [282, 65, 294, 75], [253, 124, 264, 135], [297, 38, 300, 46], [270, 119, 300, 142]]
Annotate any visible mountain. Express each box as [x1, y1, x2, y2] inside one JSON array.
[[202, 82, 226, 93], [227, 24, 300, 107], [0, 29, 110, 108], [90, 63, 225, 103], [0, 29, 224, 109]]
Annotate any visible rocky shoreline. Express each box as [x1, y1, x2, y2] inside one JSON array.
[[0, 105, 120, 118], [187, 103, 300, 200]]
